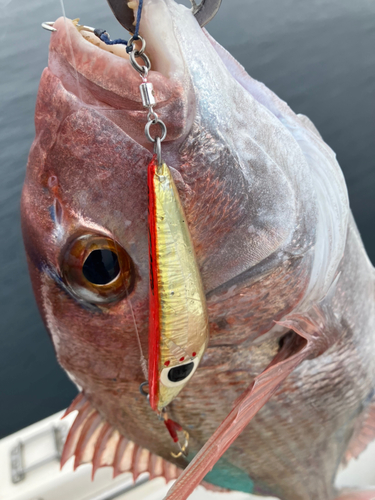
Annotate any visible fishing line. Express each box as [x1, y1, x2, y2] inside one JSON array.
[[134, 0, 144, 40], [95, 0, 144, 51], [125, 285, 148, 381]]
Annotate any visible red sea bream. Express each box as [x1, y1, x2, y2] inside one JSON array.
[[21, 1, 375, 499]]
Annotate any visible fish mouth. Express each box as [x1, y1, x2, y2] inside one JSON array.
[[47, 1, 193, 145]]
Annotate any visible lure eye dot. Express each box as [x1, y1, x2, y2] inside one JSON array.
[[160, 358, 200, 389]]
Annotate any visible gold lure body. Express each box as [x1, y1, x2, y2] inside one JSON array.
[[148, 159, 209, 412]]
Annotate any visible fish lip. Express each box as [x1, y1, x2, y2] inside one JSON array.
[[47, 15, 190, 144], [48, 14, 184, 103]]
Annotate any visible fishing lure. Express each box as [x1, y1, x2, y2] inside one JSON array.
[[148, 159, 209, 412], [123, 17, 209, 453]]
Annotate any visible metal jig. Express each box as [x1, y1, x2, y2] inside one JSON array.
[[128, 31, 199, 459]]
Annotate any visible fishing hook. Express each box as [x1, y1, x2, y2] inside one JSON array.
[[105, 0, 222, 33], [171, 429, 189, 458]]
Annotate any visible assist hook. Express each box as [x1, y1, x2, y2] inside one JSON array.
[[106, 0, 222, 33]]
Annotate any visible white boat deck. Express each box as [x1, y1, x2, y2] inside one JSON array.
[[1, 411, 374, 500]]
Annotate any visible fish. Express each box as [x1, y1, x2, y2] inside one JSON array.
[[21, 1, 375, 500]]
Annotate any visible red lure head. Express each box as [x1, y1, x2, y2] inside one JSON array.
[[148, 157, 161, 411]]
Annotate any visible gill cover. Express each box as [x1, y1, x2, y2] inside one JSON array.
[[148, 158, 209, 412]]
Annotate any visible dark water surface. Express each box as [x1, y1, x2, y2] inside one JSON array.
[[0, 0, 374, 438]]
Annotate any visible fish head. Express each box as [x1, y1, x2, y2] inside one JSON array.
[[21, 0, 348, 462]]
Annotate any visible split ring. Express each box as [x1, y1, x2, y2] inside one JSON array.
[[145, 120, 167, 143], [127, 35, 146, 55], [130, 51, 151, 77], [139, 381, 149, 397]]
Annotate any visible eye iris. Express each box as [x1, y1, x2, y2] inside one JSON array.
[[167, 362, 195, 383], [82, 249, 120, 285]]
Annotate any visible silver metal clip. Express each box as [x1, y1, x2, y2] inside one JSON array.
[[41, 21, 95, 33], [41, 21, 57, 32], [140, 82, 156, 108]]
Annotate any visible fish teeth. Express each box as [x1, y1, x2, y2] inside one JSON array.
[[127, 0, 139, 25], [127, 1, 139, 10]]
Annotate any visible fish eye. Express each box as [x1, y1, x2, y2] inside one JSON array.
[[60, 233, 135, 304], [82, 249, 120, 285], [160, 358, 199, 388]]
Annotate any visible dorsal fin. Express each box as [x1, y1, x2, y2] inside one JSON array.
[[61, 393, 181, 482], [343, 397, 375, 466]]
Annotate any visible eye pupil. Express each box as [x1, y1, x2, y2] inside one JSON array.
[[168, 362, 195, 383], [82, 249, 120, 285]]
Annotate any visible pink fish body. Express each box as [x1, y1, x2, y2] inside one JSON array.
[[21, 2, 375, 500]]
